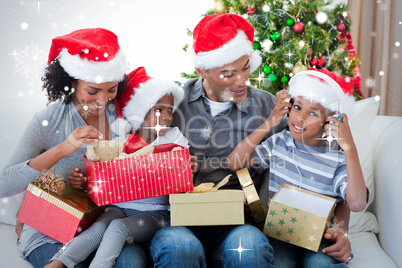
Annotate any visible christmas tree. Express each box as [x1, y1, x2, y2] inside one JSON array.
[[181, 0, 364, 99]]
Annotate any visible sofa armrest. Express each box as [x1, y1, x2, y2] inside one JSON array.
[[371, 116, 402, 267]]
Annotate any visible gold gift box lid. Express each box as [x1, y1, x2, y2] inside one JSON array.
[[169, 190, 245, 203], [27, 183, 102, 218]]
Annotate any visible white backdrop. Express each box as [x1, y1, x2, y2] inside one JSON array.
[[0, 0, 346, 170]]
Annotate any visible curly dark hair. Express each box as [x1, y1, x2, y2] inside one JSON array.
[[41, 58, 127, 104]]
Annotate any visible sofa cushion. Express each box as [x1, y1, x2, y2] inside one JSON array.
[[348, 97, 380, 234], [348, 231, 396, 268], [0, 191, 26, 226]]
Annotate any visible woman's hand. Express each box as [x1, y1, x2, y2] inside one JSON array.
[[61, 126, 103, 157], [68, 168, 86, 188]]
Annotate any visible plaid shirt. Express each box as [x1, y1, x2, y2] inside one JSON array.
[[172, 78, 287, 189]]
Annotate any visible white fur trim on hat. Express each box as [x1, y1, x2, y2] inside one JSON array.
[[189, 30, 261, 72], [122, 79, 184, 132], [288, 70, 355, 116], [59, 48, 126, 83]]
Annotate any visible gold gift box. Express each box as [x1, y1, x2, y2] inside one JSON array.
[[263, 184, 336, 252], [169, 190, 245, 226]]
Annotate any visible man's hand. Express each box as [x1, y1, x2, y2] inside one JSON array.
[[322, 228, 352, 263]]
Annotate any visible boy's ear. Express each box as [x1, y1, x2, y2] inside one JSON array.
[[286, 98, 294, 117]]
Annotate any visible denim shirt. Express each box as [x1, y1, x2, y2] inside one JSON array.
[[172, 78, 288, 189]]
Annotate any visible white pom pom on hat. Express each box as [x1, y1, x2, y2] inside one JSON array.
[[189, 14, 261, 72]]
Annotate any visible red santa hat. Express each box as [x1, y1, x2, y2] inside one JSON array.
[[288, 68, 355, 116], [111, 67, 184, 139], [189, 14, 261, 72], [47, 28, 126, 83]]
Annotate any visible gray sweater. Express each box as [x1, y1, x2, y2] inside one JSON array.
[[0, 101, 117, 258]]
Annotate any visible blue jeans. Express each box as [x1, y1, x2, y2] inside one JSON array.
[[28, 242, 148, 268], [149, 225, 274, 268], [272, 239, 347, 268], [27, 243, 91, 268], [114, 243, 148, 268]]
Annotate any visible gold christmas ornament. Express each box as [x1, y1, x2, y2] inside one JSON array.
[[292, 64, 307, 75], [214, 1, 227, 14]]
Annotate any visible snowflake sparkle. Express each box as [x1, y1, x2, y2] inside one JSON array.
[[227, 238, 253, 263], [141, 111, 170, 145], [12, 41, 46, 86], [365, 77, 376, 88], [159, 218, 167, 228], [0, 208, 7, 217]]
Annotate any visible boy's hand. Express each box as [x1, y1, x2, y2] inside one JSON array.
[[68, 168, 86, 188], [268, 90, 292, 127], [325, 113, 355, 152], [322, 228, 352, 263]]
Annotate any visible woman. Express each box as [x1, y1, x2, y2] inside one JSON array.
[[0, 28, 131, 268]]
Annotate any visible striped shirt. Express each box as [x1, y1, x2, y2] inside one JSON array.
[[253, 130, 347, 202]]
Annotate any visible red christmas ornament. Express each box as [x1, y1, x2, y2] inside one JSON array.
[[337, 23, 346, 32], [310, 58, 318, 66], [307, 48, 313, 57], [317, 56, 326, 68], [293, 22, 305, 34], [247, 8, 255, 15]]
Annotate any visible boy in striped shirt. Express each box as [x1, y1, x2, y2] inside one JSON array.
[[227, 68, 367, 266]]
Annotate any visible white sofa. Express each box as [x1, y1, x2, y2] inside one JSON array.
[[0, 98, 401, 267]]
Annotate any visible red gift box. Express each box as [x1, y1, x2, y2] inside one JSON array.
[[84, 143, 193, 206], [18, 183, 103, 244]]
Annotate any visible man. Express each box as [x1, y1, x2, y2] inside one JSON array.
[[149, 14, 283, 267], [149, 13, 352, 267]]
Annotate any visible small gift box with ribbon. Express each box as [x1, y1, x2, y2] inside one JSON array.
[[84, 133, 193, 206], [169, 175, 245, 226], [18, 170, 103, 244]]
